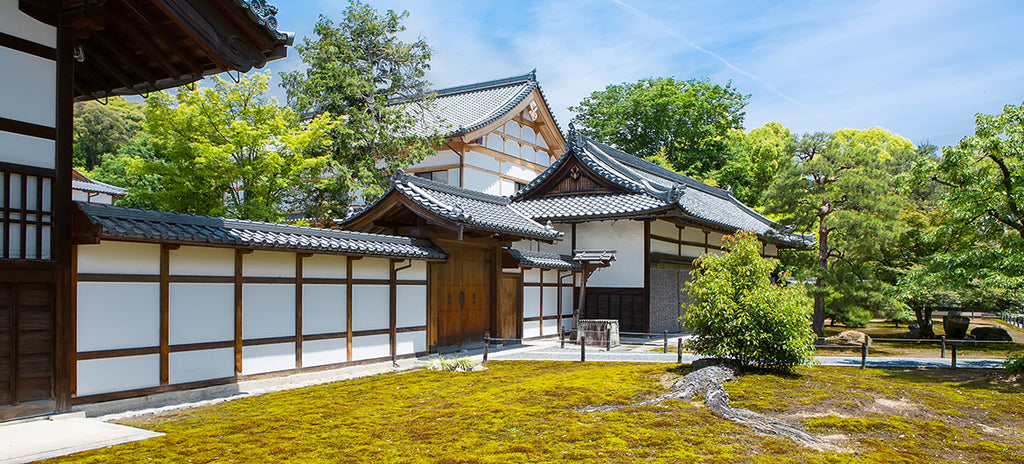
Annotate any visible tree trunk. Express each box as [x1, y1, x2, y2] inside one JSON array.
[[912, 305, 935, 339], [813, 219, 828, 338]]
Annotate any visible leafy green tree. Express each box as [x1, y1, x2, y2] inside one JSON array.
[[73, 97, 145, 169], [570, 77, 749, 179], [714, 121, 795, 207], [127, 73, 336, 222], [281, 1, 440, 218], [684, 231, 815, 370], [766, 128, 915, 336]]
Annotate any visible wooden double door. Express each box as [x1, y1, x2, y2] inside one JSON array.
[[431, 243, 493, 350], [0, 265, 57, 421]]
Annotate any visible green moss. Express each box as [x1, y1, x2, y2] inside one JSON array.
[[40, 362, 1024, 464]]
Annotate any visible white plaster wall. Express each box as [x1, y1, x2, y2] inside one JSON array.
[[522, 269, 540, 284], [764, 244, 778, 257], [72, 190, 89, 202], [396, 331, 426, 355], [464, 168, 501, 196], [242, 284, 294, 339], [243, 251, 295, 278], [681, 245, 705, 258], [501, 163, 536, 182], [352, 285, 388, 331], [352, 334, 390, 361], [466, 150, 500, 172], [170, 246, 234, 276], [651, 239, 677, 255], [542, 287, 558, 317], [682, 228, 705, 243], [302, 338, 347, 367], [77, 282, 158, 351], [523, 321, 540, 339], [0, 47, 56, 128], [542, 319, 558, 335], [397, 260, 426, 280], [523, 286, 540, 319], [303, 254, 347, 279], [651, 220, 677, 237], [538, 224, 573, 255], [708, 232, 724, 248], [169, 283, 234, 344], [542, 270, 559, 283], [575, 220, 644, 288], [77, 355, 160, 396], [561, 286, 574, 319], [77, 241, 160, 275], [302, 284, 346, 335], [169, 348, 234, 384], [396, 285, 426, 328], [408, 150, 460, 170], [0, 131, 53, 170], [354, 258, 390, 280], [500, 179, 514, 196], [0, 0, 56, 46], [242, 343, 295, 375], [447, 169, 460, 187]]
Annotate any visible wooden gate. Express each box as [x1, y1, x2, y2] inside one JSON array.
[[497, 273, 522, 340], [430, 243, 492, 350], [0, 265, 56, 421]]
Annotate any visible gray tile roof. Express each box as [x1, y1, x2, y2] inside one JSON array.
[[75, 202, 447, 260], [510, 127, 813, 246], [399, 70, 561, 138], [72, 178, 126, 196], [342, 171, 563, 242], [504, 248, 580, 270]]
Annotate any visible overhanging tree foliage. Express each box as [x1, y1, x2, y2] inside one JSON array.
[[570, 77, 749, 179], [714, 121, 795, 208], [73, 97, 145, 170], [684, 231, 815, 370], [126, 73, 336, 222], [280, 1, 441, 218]]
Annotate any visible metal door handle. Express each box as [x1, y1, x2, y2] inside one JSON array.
[[473, 293, 476, 304], [448, 293, 452, 305], [460, 292, 465, 305]]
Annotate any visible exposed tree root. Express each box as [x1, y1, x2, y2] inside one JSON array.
[[579, 366, 819, 444]]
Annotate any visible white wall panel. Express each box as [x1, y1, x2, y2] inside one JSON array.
[[500, 179, 514, 196], [302, 284, 346, 335], [523, 269, 540, 284], [77, 355, 160, 396], [466, 150, 500, 171], [542, 319, 558, 335], [77, 241, 160, 275], [501, 163, 536, 182], [0, 47, 56, 127], [169, 348, 234, 384], [0, 1, 56, 47], [560, 287, 574, 319], [302, 338, 347, 367], [464, 169, 500, 196], [351, 334, 390, 361], [77, 282, 159, 351], [303, 254, 347, 278], [352, 285, 389, 330], [396, 286, 426, 327], [71, 191, 88, 202], [681, 245, 705, 258], [542, 270, 559, 283], [244, 251, 295, 277], [542, 287, 558, 317], [354, 258, 389, 280], [242, 284, 295, 339], [396, 331, 425, 355], [523, 287, 540, 318], [764, 244, 778, 257], [708, 232, 724, 248], [408, 150, 460, 169], [522, 321, 540, 339], [169, 283, 234, 344], [242, 343, 295, 375], [537, 224, 573, 255], [651, 238, 677, 255], [682, 227, 706, 243], [447, 168, 460, 187], [562, 316, 575, 332], [170, 246, 234, 276], [396, 260, 426, 280], [576, 220, 644, 288], [652, 220, 677, 237]]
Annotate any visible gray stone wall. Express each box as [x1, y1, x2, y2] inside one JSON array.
[[649, 265, 691, 333]]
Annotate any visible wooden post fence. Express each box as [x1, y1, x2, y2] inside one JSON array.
[[860, 341, 868, 369], [580, 335, 586, 362]]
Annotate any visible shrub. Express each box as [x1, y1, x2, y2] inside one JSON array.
[[832, 306, 871, 328], [684, 231, 816, 370], [429, 357, 474, 372], [1005, 351, 1024, 376]]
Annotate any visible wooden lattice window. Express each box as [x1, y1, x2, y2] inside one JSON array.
[[0, 170, 53, 260]]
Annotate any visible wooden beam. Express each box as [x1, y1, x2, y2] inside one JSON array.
[[106, 11, 182, 79], [644, 220, 652, 334], [346, 257, 353, 362], [234, 249, 244, 374], [54, 23, 75, 412], [159, 245, 171, 385], [295, 253, 304, 368], [538, 270, 543, 336], [389, 259, 397, 363]]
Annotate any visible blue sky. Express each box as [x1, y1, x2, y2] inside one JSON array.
[[257, 0, 1024, 148]]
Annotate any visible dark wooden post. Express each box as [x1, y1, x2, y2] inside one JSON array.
[[940, 335, 946, 358], [605, 326, 611, 351], [951, 344, 957, 369], [860, 341, 867, 369], [483, 331, 489, 364], [663, 330, 668, 353], [580, 335, 586, 362], [677, 338, 683, 364], [560, 329, 565, 349]]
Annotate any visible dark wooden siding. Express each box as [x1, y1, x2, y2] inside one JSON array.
[[0, 277, 55, 416], [577, 287, 647, 334]]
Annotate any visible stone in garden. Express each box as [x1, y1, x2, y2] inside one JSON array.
[[902, 327, 922, 339], [827, 330, 872, 346], [471, 364, 488, 371], [971, 326, 1013, 342], [943, 315, 971, 339]]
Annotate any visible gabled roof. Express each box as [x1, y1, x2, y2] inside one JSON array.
[[73, 202, 447, 261], [510, 126, 812, 246], [338, 170, 563, 242], [72, 169, 127, 196], [400, 70, 562, 140], [504, 248, 580, 270]]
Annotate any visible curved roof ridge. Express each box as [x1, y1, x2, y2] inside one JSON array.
[[404, 173, 509, 205], [453, 80, 537, 135], [434, 70, 536, 98], [586, 139, 735, 200]]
